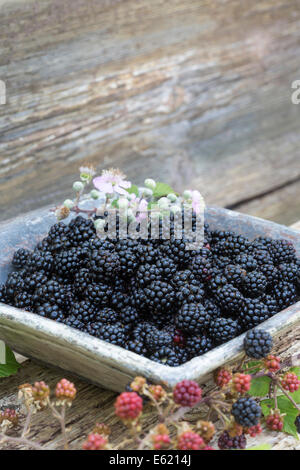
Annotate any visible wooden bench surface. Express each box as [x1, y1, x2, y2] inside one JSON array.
[[0, 221, 299, 450]]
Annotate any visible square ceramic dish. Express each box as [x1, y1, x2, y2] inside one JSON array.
[[0, 206, 299, 392]]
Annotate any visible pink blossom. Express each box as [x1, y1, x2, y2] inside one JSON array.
[[129, 195, 148, 222], [93, 169, 131, 195], [191, 190, 204, 214]]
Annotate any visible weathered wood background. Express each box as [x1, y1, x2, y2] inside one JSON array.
[[0, 0, 300, 225]]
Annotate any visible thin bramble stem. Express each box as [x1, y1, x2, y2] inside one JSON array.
[[0, 433, 45, 450], [21, 407, 32, 438]]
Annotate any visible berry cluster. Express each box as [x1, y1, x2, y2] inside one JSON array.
[[1, 214, 299, 367]]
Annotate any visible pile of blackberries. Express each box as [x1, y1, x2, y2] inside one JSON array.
[[0, 215, 299, 367]]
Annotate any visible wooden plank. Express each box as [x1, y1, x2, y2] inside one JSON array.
[[0, 0, 300, 222]]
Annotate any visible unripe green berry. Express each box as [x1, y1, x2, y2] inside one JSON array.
[[183, 190, 192, 200], [167, 193, 177, 202], [63, 199, 74, 209], [90, 189, 101, 200], [73, 181, 84, 192], [158, 197, 169, 209], [94, 219, 106, 231], [144, 178, 156, 190], [118, 198, 129, 209]]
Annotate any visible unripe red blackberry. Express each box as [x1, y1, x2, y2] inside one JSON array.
[[0, 408, 19, 427], [266, 411, 284, 431], [232, 373, 251, 394], [264, 355, 280, 373], [173, 380, 202, 407], [203, 445, 215, 450], [214, 368, 232, 388], [281, 372, 300, 393], [152, 434, 171, 450], [115, 392, 143, 421], [245, 423, 263, 437], [55, 378, 77, 405], [177, 431, 205, 450], [32, 381, 50, 407], [82, 433, 108, 450], [218, 430, 247, 450]]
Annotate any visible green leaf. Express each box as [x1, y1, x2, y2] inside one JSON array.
[[153, 182, 175, 198], [261, 395, 299, 438], [247, 443, 272, 450], [126, 185, 139, 196], [248, 376, 271, 397], [283, 414, 299, 439], [0, 346, 21, 378]]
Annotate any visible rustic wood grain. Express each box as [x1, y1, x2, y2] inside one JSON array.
[[0, 0, 300, 224]]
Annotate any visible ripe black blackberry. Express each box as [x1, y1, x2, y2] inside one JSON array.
[[14, 291, 33, 310], [260, 294, 280, 316], [175, 302, 211, 334], [239, 298, 271, 329], [155, 256, 177, 281], [241, 271, 267, 298], [114, 240, 139, 277], [125, 339, 147, 356], [135, 263, 162, 287], [110, 289, 132, 311], [203, 298, 222, 319], [208, 317, 240, 344], [4, 271, 25, 297], [89, 249, 120, 279], [214, 285, 245, 316], [212, 255, 232, 270], [0, 285, 10, 304], [185, 334, 213, 358], [159, 239, 192, 267], [273, 281, 297, 310], [93, 307, 119, 324], [12, 248, 31, 268], [223, 264, 246, 287], [35, 303, 65, 322], [85, 283, 113, 307], [208, 270, 228, 292], [213, 235, 250, 258], [35, 280, 73, 309], [171, 269, 198, 288], [234, 253, 258, 271], [260, 263, 279, 287], [69, 300, 96, 323], [98, 322, 126, 346], [63, 314, 87, 332], [142, 280, 176, 313], [23, 272, 48, 292], [145, 325, 172, 352], [119, 306, 140, 325], [150, 346, 180, 367], [270, 239, 297, 264], [231, 397, 261, 427], [73, 268, 93, 294], [132, 321, 153, 342], [253, 248, 273, 266], [176, 283, 205, 305], [278, 263, 299, 283], [243, 329, 273, 359], [136, 243, 159, 265], [190, 255, 212, 282], [218, 431, 246, 450], [68, 216, 96, 246], [27, 250, 54, 273], [47, 222, 72, 252], [54, 247, 86, 277]]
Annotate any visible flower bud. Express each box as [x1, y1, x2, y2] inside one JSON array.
[[183, 189, 192, 200], [157, 197, 169, 209], [167, 193, 177, 202], [73, 181, 84, 192], [118, 197, 129, 209], [144, 178, 156, 190], [63, 199, 74, 209]]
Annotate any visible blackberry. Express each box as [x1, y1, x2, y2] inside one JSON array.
[[93, 307, 119, 324], [12, 248, 31, 268], [155, 256, 177, 281], [73, 268, 93, 294], [132, 321, 153, 342], [218, 431, 246, 450], [190, 255, 212, 282], [89, 249, 120, 279], [110, 289, 132, 311], [98, 322, 126, 346], [86, 283, 113, 307], [273, 281, 297, 310], [239, 298, 271, 329], [231, 397, 261, 427], [253, 248, 273, 266], [69, 300, 96, 323], [270, 239, 297, 264], [234, 253, 258, 271], [0, 285, 10, 304], [27, 250, 54, 273], [14, 291, 33, 310], [47, 222, 72, 252], [136, 243, 158, 265], [23, 272, 48, 292], [115, 241, 139, 277], [260, 263, 279, 287], [35, 280, 73, 309], [213, 235, 250, 258], [185, 335, 213, 358], [63, 314, 87, 332], [176, 283, 205, 305], [213, 255, 232, 270], [203, 298, 222, 319], [223, 264, 246, 287], [142, 281, 176, 313], [55, 247, 86, 277], [295, 415, 300, 434], [150, 346, 180, 367], [5, 271, 25, 297], [208, 271, 228, 292], [145, 325, 172, 352], [36, 303, 65, 322], [175, 303, 211, 334], [241, 271, 267, 297], [136, 263, 161, 287], [260, 294, 280, 316], [278, 263, 299, 283], [175, 346, 190, 365], [170, 270, 196, 289], [214, 285, 245, 315], [68, 216, 96, 246], [159, 239, 192, 266], [125, 339, 147, 356], [119, 306, 140, 325], [208, 317, 240, 344], [244, 329, 273, 359]]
